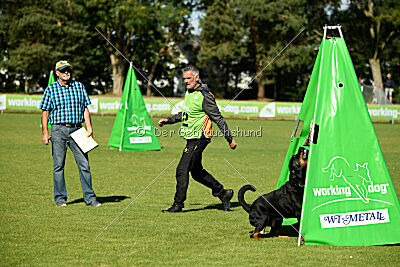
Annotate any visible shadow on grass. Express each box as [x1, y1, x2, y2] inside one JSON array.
[[67, 195, 130, 205], [183, 201, 241, 212], [277, 224, 300, 237], [377, 243, 400, 246], [244, 224, 300, 238]]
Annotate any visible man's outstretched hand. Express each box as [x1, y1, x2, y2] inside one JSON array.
[[229, 139, 237, 150], [158, 119, 168, 127]]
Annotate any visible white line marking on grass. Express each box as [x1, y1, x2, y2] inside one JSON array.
[[95, 158, 177, 239]]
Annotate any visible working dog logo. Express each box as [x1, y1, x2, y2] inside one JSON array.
[[322, 156, 372, 203], [259, 102, 275, 118], [316, 156, 393, 229], [312, 156, 391, 211], [127, 115, 151, 136]]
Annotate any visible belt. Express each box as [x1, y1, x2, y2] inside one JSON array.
[[58, 123, 82, 127]]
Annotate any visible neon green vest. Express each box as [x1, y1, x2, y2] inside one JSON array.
[[180, 90, 210, 139]]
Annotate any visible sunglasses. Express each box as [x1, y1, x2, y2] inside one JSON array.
[[58, 68, 72, 73]]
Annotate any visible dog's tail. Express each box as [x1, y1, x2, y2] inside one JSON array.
[[238, 184, 256, 214]]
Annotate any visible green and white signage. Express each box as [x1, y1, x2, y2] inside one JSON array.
[[108, 66, 161, 151], [1, 95, 399, 121]]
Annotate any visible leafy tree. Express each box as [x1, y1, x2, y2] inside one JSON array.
[[0, 0, 110, 93], [337, 0, 400, 88], [199, 0, 318, 100], [144, 1, 192, 97], [85, 0, 192, 96], [197, 0, 248, 98], [85, 0, 149, 95], [383, 33, 400, 103]]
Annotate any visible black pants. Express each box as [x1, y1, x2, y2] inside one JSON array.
[[174, 139, 224, 207]]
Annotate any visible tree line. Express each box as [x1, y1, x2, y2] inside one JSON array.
[[1, 0, 399, 103]]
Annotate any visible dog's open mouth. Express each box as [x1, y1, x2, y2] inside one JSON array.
[[298, 147, 309, 166]]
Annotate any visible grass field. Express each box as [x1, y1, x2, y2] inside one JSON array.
[[0, 113, 399, 265]]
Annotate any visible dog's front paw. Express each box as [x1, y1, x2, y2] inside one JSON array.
[[250, 232, 268, 239], [250, 232, 259, 239]]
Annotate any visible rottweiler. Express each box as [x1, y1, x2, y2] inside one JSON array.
[[238, 146, 308, 239]]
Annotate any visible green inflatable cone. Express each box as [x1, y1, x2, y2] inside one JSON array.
[[108, 66, 161, 151], [276, 29, 400, 246], [47, 70, 55, 86]]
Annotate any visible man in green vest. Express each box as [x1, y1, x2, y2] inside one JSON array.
[[159, 65, 237, 213]]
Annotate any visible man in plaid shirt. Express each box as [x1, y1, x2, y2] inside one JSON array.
[[40, 60, 101, 207]]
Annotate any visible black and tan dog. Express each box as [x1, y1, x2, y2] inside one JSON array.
[[238, 147, 308, 239]]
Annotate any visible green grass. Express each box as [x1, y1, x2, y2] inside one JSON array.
[[0, 113, 399, 265]]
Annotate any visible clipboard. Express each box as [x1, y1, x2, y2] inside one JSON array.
[[70, 127, 98, 153]]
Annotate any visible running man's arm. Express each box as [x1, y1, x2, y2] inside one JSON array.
[[158, 112, 182, 127], [202, 91, 233, 145]]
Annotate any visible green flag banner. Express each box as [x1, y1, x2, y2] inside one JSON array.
[[108, 66, 161, 151], [47, 71, 55, 86], [46, 71, 56, 127], [278, 36, 400, 246]]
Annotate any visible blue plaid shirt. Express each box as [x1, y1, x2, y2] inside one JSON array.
[[39, 80, 91, 124]]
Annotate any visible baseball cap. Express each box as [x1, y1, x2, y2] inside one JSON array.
[[55, 60, 72, 71]]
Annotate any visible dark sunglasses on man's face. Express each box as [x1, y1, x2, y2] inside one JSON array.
[[58, 68, 72, 73]]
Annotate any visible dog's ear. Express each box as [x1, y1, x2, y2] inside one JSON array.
[[302, 148, 309, 160]]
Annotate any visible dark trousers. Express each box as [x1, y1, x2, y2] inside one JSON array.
[[174, 139, 224, 207]]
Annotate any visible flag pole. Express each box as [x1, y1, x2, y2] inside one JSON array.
[[119, 64, 132, 151], [119, 99, 127, 151]]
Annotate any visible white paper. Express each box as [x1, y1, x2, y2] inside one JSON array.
[[70, 127, 98, 153]]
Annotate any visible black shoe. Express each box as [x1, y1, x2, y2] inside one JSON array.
[[219, 189, 234, 211], [162, 204, 183, 213], [86, 200, 102, 207], [56, 200, 67, 207]]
